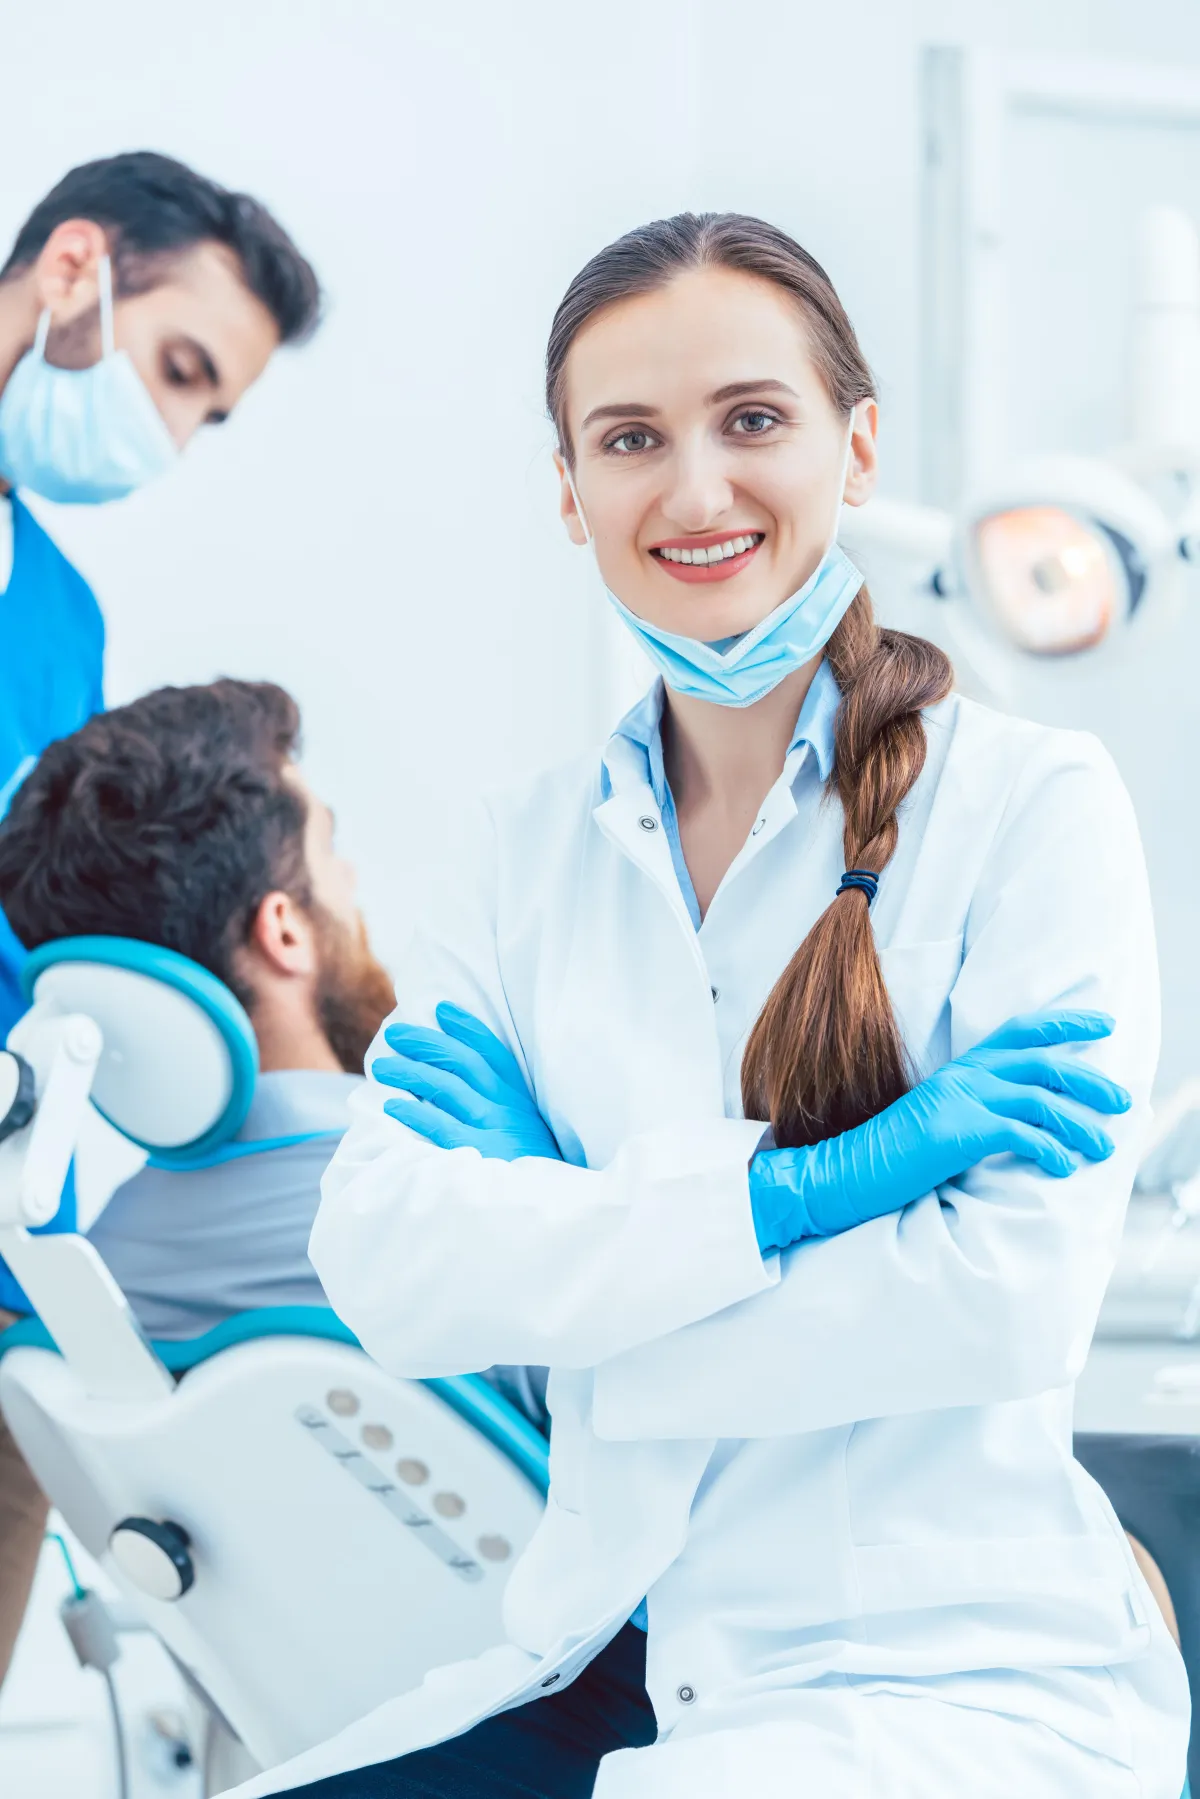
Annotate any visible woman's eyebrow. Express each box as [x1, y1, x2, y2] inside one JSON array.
[[580, 379, 798, 431], [580, 401, 661, 430], [707, 379, 798, 403]]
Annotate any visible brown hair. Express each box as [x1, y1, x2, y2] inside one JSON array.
[[0, 679, 310, 1012], [546, 212, 953, 1148]]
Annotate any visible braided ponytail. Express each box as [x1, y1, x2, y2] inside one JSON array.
[[740, 590, 952, 1146], [546, 210, 954, 1148]]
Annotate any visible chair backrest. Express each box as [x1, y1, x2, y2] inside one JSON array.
[[4, 936, 346, 1401], [19, 935, 259, 1166], [0, 1320, 547, 1770], [3, 940, 549, 1766]]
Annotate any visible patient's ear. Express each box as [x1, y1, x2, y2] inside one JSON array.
[[248, 890, 318, 979]]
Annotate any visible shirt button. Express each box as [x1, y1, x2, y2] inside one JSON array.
[[541, 1672, 561, 1688], [677, 1683, 696, 1705], [710, 986, 720, 1003], [638, 815, 658, 833], [751, 819, 766, 836]]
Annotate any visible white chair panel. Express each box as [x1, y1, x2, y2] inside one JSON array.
[[0, 1337, 544, 1769]]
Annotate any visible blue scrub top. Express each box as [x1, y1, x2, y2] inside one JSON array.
[[0, 492, 105, 1311]]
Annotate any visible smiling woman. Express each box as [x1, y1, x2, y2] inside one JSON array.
[[243, 213, 1188, 1799], [550, 218, 953, 1135]]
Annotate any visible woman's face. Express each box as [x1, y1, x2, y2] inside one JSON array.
[[558, 265, 878, 641]]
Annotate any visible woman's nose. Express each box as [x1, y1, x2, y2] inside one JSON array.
[[659, 445, 736, 533]]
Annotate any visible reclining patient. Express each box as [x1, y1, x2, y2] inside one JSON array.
[[0, 678, 396, 1337], [0, 678, 545, 1686]]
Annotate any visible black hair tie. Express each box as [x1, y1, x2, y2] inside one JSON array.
[[836, 868, 879, 903]]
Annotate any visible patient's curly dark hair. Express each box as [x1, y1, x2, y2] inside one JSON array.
[[0, 679, 310, 1010]]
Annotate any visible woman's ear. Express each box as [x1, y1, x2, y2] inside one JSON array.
[[249, 890, 319, 978], [554, 450, 590, 546], [843, 399, 880, 509]]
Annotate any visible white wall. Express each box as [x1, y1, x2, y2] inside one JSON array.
[[3, 0, 1200, 1081]]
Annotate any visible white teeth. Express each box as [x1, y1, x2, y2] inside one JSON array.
[[656, 533, 761, 564]]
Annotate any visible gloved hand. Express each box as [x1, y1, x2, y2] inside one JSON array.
[[749, 1008, 1131, 1254], [373, 1003, 563, 1161]]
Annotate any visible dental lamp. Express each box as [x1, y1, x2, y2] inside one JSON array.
[[842, 204, 1200, 663]]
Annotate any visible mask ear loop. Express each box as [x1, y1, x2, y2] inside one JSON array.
[[97, 254, 115, 360], [562, 459, 592, 546], [30, 253, 116, 365], [831, 404, 858, 548]]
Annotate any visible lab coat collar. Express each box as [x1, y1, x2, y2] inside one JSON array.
[[600, 658, 840, 803]]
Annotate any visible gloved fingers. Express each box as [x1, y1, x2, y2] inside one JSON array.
[[983, 1086, 1115, 1161], [382, 1094, 483, 1152], [372, 1054, 501, 1128], [977, 1052, 1131, 1114], [971, 1009, 1115, 1055], [380, 1022, 507, 1103], [977, 1116, 1077, 1178], [434, 1003, 529, 1092]]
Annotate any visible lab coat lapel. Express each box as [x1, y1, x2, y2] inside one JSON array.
[[593, 728, 698, 939]]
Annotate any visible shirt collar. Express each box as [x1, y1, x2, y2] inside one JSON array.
[[236, 1070, 363, 1142], [602, 658, 840, 803]]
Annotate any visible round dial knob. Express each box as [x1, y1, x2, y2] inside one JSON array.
[[108, 1517, 195, 1601], [0, 1051, 35, 1145]]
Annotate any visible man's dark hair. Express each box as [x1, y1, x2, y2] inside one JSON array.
[[0, 680, 312, 1008], [0, 152, 321, 344]]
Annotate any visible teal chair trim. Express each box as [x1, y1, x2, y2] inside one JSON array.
[[0, 1304, 549, 1494], [20, 936, 259, 1164], [147, 1130, 345, 1173]]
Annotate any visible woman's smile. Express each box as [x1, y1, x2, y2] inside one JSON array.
[[649, 530, 765, 584]]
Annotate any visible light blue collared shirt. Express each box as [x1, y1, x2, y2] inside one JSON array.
[[608, 660, 842, 1632], [607, 659, 841, 929]]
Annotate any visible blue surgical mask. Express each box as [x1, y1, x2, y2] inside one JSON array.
[[567, 414, 863, 708], [0, 255, 177, 504]]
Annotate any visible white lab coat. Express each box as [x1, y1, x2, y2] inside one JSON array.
[[228, 689, 1189, 1798]]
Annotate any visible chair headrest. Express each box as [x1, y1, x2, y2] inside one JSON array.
[[20, 937, 258, 1167]]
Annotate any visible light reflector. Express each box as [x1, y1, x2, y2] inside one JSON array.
[[972, 506, 1121, 654]]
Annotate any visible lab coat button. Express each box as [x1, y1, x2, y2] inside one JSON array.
[[638, 815, 658, 833], [710, 986, 720, 1003], [541, 1672, 561, 1688], [677, 1684, 696, 1704]]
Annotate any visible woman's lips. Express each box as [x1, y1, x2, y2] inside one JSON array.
[[650, 534, 764, 584]]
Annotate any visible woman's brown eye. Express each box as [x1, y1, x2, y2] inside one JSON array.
[[609, 430, 652, 454]]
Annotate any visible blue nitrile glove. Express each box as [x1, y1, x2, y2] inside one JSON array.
[[373, 1003, 563, 1161], [748, 1008, 1131, 1255]]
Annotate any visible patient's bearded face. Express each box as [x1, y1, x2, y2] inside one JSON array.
[[312, 906, 395, 1074]]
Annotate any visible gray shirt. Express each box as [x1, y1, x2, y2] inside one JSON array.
[[88, 1070, 358, 1340], [86, 1069, 549, 1427]]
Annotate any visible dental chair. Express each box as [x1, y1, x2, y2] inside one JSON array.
[[0, 937, 548, 1792], [1076, 1084, 1200, 1797]]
